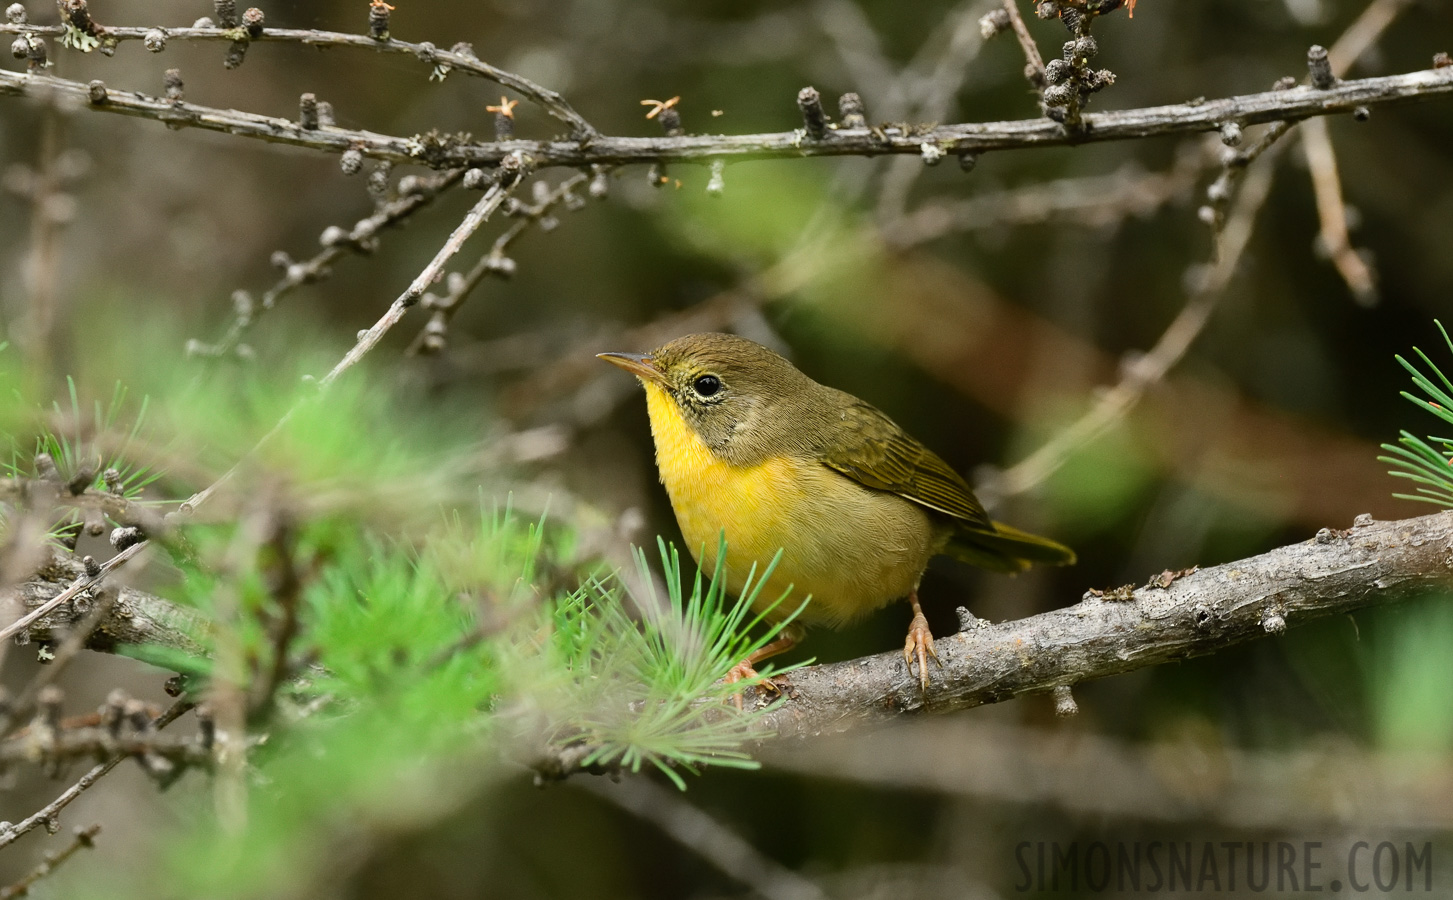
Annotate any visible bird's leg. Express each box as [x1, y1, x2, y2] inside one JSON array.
[[724, 626, 802, 710], [903, 589, 940, 690]]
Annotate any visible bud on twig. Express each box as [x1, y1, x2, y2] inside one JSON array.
[[57, 0, 98, 37], [299, 93, 318, 130], [367, 163, 392, 201], [23, 34, 46, 70], [462, 167, 493, 190], [797, 86, 827, 139], [1307, 44, 1335, 89], [1052, 684, 1079, 717], [979, 8, 1011, 39], [837, 92, 866, 128], [589, 167, 610, 199], [656, 103, 682, 137], [368, 0, 392, 41], [340, 148, 363, 175], [640, 96, 680, 136], [212, 0, 237, 29], [487, 96, 517, 140], [163, 68, 183, 102], [110, 526, 144, 551]]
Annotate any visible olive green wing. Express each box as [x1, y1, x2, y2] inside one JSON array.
[[818, 399, 994, 530], [818, 399, 1077, 572]]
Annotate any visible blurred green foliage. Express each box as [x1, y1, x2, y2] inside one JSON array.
[[0, 322, 804, 899]]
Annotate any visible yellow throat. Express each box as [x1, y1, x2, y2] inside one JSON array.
[[639, 380, 933, 626]]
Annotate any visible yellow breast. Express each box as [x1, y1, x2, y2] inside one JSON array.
[[642, 382, 937, 627]]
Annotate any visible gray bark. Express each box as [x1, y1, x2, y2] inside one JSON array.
[[1, 65, 1449, 169], [758, 511, 1453, 739], [16, 512, 1453, 746]]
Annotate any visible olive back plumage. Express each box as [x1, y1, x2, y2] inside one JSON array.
[[644, 333, 1076, 573]]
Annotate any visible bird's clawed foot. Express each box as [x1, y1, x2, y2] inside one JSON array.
[[720, 627, 802, 710], [723, 660, 783, 711], [903, 593, 940, 690]]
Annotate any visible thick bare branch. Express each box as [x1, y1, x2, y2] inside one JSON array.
[[25, 510, 1445, 757], [0, 542, 148, 644], [1, 66, 1448, 169], [756, 510, 1453, 739], [10, 553, 207, 655]]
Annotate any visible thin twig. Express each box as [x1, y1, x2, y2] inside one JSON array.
[[0, 699, 192, 850], [0, 23, 595, 138], [1, 67, 1447, 169], [1002, 0, 1046, 89], [321, 164, 525, 386], [987, 151, 1279, 501], [16, 99, 64, 378], [812, 0, 898, 112], [1302, 116, 1377, 305], [173, 159, 524, 517], [0, 542, 145, 644], [760, 716, 1453, 829], [0, 824, 100, 900], [983, 0, 1413, 502], [886, 150, 1204, 248], [0, 175, 519, 647], [194, 168, 467, 359], [0, 730, 211, 768], [407, 172, 590, 356], [1326, 0, 1414, 74], [578, 778, 829, 900], [0, 477, 168, 537], [0, 587, 119, 738], [875, 0, 993, 223]]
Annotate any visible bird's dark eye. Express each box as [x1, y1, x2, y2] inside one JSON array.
[[693, 374, 722, 397]]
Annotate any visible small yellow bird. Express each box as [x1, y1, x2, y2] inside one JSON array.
[[599, 332, 1074, 689]]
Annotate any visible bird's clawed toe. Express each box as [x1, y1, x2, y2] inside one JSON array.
[[723, 659, 782, 710], [903, 610, 940, 691]]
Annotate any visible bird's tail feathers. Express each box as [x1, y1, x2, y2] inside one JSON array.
[[944, 521, 1076, 573]]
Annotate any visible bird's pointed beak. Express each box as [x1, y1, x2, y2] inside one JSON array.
[[597, 351, 666, 385]]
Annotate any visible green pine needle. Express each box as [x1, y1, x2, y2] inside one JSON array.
[[1381, 321, 1453, 507]]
